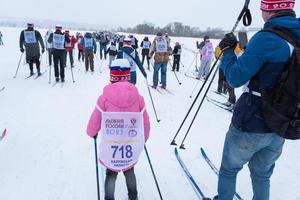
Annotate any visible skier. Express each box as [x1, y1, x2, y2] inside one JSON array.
[[77, 33, 84, 62], [172, 42, 182, 71], [140, 36, 151, 70], [45, 30, 53, 66], [86, 58, 150, 200], [215, 43, 243, 109], [213, 1, 299, 199], [98, 32, 109, 60], [129, 35, 138, 50], [65, 30, 77, 67], [197, 36, 214, 79], [47, 25, 70, 82], [80, 32, 97, 72], [149, 32, 172, 89], [0, 31, 3, 45], [105, 41, 118, 67], [164, 32, 171, 43], [19, 23, 45, 76], [116, 37, 147, 85]]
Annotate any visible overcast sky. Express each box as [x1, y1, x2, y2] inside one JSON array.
[[1, 0, 300, 30]]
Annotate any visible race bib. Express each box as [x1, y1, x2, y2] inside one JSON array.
[[110, 45, 117, 51], [24, 31, 37, 44], [123, 51, 136, 71], [177, 48, 182, 55], [84, 38, 93, 48], [143, 41, 150, 49], [99, 110, 145, 171], [156, 38, 167, 53], [53, 34, 65, 50]]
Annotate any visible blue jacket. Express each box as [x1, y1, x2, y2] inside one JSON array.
[[80, 33, 97, 52], [117, 45, 147, 78], [220, 13, 300, 133]]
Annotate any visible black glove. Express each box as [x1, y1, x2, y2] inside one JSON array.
[[219, 33, 237, 52], [20, 48, 24, 53], [42, 48, 45, 53]]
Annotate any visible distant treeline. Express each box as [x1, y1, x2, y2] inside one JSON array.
[[117, 22, 225, 39]]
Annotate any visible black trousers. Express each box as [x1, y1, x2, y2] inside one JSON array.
[[78, 49, 84, 61], [217, 67, 236, 104], [172, 55, 180, 71], [105, 168, 137, 200], [141, 54, 150, 69], [53, 50, 66, 79], [27, 55, 40, 72], [47, 48, 53, 66]]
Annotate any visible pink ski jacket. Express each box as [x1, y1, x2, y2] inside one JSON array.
[[86, 82, 150, 141]]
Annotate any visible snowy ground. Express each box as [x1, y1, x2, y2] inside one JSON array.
[[0, 27, 299, 200]]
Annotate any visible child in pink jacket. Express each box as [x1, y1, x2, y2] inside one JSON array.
[[86, 58, 150, 200]]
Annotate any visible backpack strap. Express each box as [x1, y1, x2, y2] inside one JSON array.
[[262, 25, 300, 48]]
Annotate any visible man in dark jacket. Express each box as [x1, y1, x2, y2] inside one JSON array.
[[213, 1, 299, 199], [19, 23, 45, 76], [47, 25, 70, 82]]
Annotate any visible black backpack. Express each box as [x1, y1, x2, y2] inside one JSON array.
[[261, 25, 300, 139]]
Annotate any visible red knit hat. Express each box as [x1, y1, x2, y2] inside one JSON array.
[[261, 0, 295, 11], [110, 59, 131, 83]]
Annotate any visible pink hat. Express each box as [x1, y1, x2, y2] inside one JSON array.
[[260, 0, 295, 11]]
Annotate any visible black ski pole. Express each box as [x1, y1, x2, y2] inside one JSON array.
[[145, 79, 161, 122], [169, 61, 182, 85], [170, 56, 220, 145], [178, 0, 252, 149], [70, 63, 75, 83], [48, 64, 52, 84], [93, 138, 101, 200], [13, 52, 24, 78], [144, 145, 163, 200], [179, 66, 219, 149]]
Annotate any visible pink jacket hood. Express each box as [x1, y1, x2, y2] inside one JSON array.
[[101, 82, 139, 109]]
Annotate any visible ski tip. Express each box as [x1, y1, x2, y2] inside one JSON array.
[[200, 147, 206, 155], [174, 147, 178, 154]]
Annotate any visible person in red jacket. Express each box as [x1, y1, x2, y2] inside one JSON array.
[[65, 30, 77, 67], [77, 33, 84, 62]]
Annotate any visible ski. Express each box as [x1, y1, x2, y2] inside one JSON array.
[[159, 87, 174, 95], [25, 73, 36, 79], [174, 148, 210, 200], [206, 97, 233, 112], [0, 128, 7, 141], [149, 85, 164, 94], [213, 91, 228, 99], [34, 69, 47, 80], [200, 148, 243, 200], [184, 73, 200, 80], [0, 86, 5, 92], [51, 82, 59, 87]]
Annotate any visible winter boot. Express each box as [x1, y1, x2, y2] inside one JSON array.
[[55, 77, 59, 82]]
